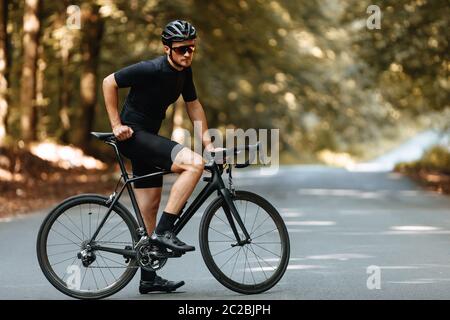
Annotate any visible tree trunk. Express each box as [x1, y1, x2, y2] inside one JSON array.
[[56, 1, 73, 143], [19, 0, 41, 143], [0, 0, 8, 147], [35, 41, 46, 139], [58, 42, 72, 143], [76, 3, 104, 150]]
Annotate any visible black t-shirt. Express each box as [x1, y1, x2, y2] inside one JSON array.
[[114, 55, 197, 132]]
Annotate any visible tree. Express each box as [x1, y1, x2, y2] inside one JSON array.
[[75, 2, 104, 149], [0, 0, 8, 146], [19, 0, 41, 142], [341, 0, 449, 114]]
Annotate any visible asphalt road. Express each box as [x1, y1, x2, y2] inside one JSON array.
[[1, 165, 450, 299]]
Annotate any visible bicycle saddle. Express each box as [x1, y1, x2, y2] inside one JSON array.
[[91, 132, 115, 142]]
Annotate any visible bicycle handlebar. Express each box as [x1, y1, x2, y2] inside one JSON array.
[[209, 142, 261, 169]]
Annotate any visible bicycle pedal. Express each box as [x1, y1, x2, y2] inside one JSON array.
[[171, 250, 184, 257], [149, 245, 184, 258]]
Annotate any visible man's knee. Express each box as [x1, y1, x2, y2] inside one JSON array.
[[191, 160, 204, 175], [172, 148, 205, 174]]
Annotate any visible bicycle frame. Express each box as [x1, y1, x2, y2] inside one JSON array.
[[87, 140, 251, 259]]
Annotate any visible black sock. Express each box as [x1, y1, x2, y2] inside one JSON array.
[[155, 211, 178, 235], [141, 268, 156, 282]]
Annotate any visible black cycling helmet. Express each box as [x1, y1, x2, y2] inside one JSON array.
[[161, 20, 197, 46]]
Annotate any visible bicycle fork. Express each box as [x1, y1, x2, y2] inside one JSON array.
[[219, 188, 252, 246]]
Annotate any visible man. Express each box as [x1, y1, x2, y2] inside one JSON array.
[[102, 20, 214, 294]]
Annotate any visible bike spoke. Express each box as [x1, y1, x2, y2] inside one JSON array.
[[251, 228, 279, 241], [95, 259, 109, 287], [212, 245, 235, 258], [251, 241, 281, 244], [249, 214, 271, 237], [96, 218, 124, 242], [48, 248, 78, 257], [250, 206, 260, 234], [219, 247, 241, 270], [47, 242, 79, 247], [55, 219, 83, 242], [242, 249, 246, 284], [97, 252, 118, 281], [51, 255, 77, 267], [230, 247, 242, 280], [103, 228, 131, 244], [249, 244, 278, 271], [209, 226, 235, 241], [90, 265, 99, 291], [89, 203, 92, 239], [96, 204, 101, 231], [93, 209, 117, 241], [97, 253, 127, 267], [63, 212, 87, 240], [49, 228, 80, 246], [244, 246, 257, 285], [61, 256, 79, 282], [213, 211, 232, 229], [251, 242, 281, 258], [80, 266, 88, 289], [247, 245, 269, 280], [79, 205, 84, 241], [243, 200, 248, 226]]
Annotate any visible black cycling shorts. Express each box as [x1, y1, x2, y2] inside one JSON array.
[[116, 129, 184, 188]]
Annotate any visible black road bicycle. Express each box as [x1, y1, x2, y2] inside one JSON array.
[[36, 132, 290, 299]]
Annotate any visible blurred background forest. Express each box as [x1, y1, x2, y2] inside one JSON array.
[[0, 0, 449, 215]]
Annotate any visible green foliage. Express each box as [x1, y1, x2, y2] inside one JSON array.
[[395, 145, 450, 174], [341, 0, 449, 114], [2, 0, 448, 162]]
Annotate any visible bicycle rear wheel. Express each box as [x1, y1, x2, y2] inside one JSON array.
[[36, 194, 139, 300], [199, 190, 290, 294]]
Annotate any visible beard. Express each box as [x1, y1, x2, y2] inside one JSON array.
[[177, 57, 193, 67]]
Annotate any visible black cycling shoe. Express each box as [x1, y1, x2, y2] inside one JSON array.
[[139, 276, 185, 294], [150, 231, 195, 252]]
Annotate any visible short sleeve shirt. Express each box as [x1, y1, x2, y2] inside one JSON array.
[[114, 55, 197, 132]]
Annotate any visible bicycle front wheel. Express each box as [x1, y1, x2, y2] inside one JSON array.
[[199, 190, 290, 294], [36, 194, 139, 300]]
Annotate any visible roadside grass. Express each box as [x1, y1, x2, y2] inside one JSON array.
[[0, 145, 119, 218], [395, 145, 450, 195]]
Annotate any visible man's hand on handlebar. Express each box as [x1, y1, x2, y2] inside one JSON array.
[[113, 124, 134, 141]]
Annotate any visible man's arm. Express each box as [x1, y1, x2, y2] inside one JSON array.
[[102, 74, 133, 141], [185, 99, 214, 152]]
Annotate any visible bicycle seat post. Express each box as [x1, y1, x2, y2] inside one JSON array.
[[106, 139, 129, 182]]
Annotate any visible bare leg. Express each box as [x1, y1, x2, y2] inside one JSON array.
[[134, 187, 162, 234], [164, 147, 204, 215], [134, 187, 186, 288]]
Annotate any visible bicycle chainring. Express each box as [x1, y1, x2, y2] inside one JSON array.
[[135, 238, 167, 271]]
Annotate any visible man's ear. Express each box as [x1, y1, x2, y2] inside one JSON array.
[[163, 45, 170, 54]]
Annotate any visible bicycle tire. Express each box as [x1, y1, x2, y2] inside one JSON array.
[[36, 194, 139, 300], [199, 190, 290, 294]]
